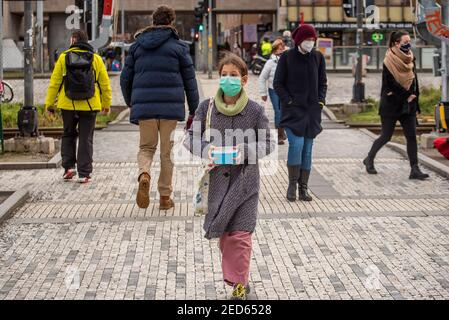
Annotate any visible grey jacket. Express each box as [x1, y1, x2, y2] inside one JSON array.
[[185, 98, 275, 239]]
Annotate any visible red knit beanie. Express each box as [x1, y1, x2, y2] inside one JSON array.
[[292, 24, 317, 46]]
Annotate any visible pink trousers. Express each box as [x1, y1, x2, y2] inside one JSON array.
[[219, 231, 252, 287]]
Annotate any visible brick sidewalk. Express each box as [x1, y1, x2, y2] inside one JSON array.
[[0, 75, 448, 300]]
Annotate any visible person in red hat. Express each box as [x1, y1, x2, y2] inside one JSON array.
[[273, 24, 328, 202]]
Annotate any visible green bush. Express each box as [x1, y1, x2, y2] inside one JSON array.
[[348, 87, 441, 123], [0, 103, 118, 129], [418, 86, 441, 116]]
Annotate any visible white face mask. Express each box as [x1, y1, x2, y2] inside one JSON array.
[[300, 40, 315, 53]]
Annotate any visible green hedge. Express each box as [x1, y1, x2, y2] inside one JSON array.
[[348, 87, 441, 124], [0, 103, 118, 129]]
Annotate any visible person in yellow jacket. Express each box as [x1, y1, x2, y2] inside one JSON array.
[[260, 37, 272, 58], [45, 30, 112, 183]]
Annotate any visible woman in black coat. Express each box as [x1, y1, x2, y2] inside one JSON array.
[[364, 30, 429, 180], [273, 24, 328, 202]]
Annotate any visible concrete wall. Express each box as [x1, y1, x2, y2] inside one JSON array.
[[2, 1, 22, 41], [9, 0, 74, 14]]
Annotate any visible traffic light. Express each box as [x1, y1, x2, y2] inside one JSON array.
[[343, 0, 375, 18], [194, 0, 207, 42], [194, 6, 203, 24], [85, 0, 92, 23]]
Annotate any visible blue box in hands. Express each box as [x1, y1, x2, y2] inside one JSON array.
[[212, 146, 239, 165]]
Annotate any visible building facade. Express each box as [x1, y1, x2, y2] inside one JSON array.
[[0, 0, 438, 71]]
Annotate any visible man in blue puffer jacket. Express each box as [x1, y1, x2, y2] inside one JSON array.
[[121, 5, 199, 210]]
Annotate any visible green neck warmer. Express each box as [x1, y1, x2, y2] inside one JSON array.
[[214, 88, 249, 117]]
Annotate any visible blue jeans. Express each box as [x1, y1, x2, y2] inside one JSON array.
[[285, 128, 314, 170], [268, 88, 281, 128]]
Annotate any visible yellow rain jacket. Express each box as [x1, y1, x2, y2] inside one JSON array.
[[45, 44, 112, 112], [261, 41, 272, 57]]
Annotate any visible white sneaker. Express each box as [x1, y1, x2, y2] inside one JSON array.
[[77, 176, 92, 184], [63, 169, 77, 181]]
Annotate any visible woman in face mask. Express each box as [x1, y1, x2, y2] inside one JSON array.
[[258, 39, 287, 145], [273, 24, 328, 202], [364, 30, 429, 180], [184, 53, 275, 300]]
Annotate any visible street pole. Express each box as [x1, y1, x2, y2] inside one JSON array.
[[92, 0, 98, 41], [208, 0, 213, 79], [121, 0, 125, 69], [352, 0, 365, 103], [203, 12, 207, 74], [0, 0, 3, 83], [24, 0, 34, 108], [0, 0, 4, 153], [36, 0, 44, 74], [441, 1, 449, 102]]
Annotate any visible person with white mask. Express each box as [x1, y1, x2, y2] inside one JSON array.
[[273, 24, 328, 202]]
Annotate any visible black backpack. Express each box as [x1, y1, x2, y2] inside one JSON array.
[[64, 50, 96, 101], [18, 106, 39, 137]]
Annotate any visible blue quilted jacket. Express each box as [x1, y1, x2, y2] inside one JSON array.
[[120, 26, 199, 124]]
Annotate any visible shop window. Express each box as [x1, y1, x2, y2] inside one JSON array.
[[289, 6, 313, 21], [379, 6, 387, 22], [315, 7, 328, 22], [299, 0, 313, 5], [329, 0, 343, 5], [329, 6, 343, 21], [301, 6, 313, 21], [403, 6, 414, 22], [287, 6, 298, 22], [389, 7, 403, 22]]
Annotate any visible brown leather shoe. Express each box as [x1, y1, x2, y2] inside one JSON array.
[[159, 196, 175, 210], [136, 173, 151, 209]]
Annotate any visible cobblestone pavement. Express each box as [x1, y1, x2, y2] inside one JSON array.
[[0, 74, 449, 300]]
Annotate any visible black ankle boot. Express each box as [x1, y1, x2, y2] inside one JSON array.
[[409, 165, 429, 180], [298, 170, 313, 202], [287, 165, 301, 202], [363, 156, 377, 175]]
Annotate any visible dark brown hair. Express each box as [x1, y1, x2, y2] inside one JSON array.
[[152, 5, 176, 26], [388, 30, 409, 48], [71, 30, 89, 43], [218, 53, 248, 77]]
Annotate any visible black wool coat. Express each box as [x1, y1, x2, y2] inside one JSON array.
[[273, 47, 328, 139], [379, 62, 420, 118]]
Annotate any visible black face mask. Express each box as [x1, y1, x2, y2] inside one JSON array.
[[400, 43, 411, 53]]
